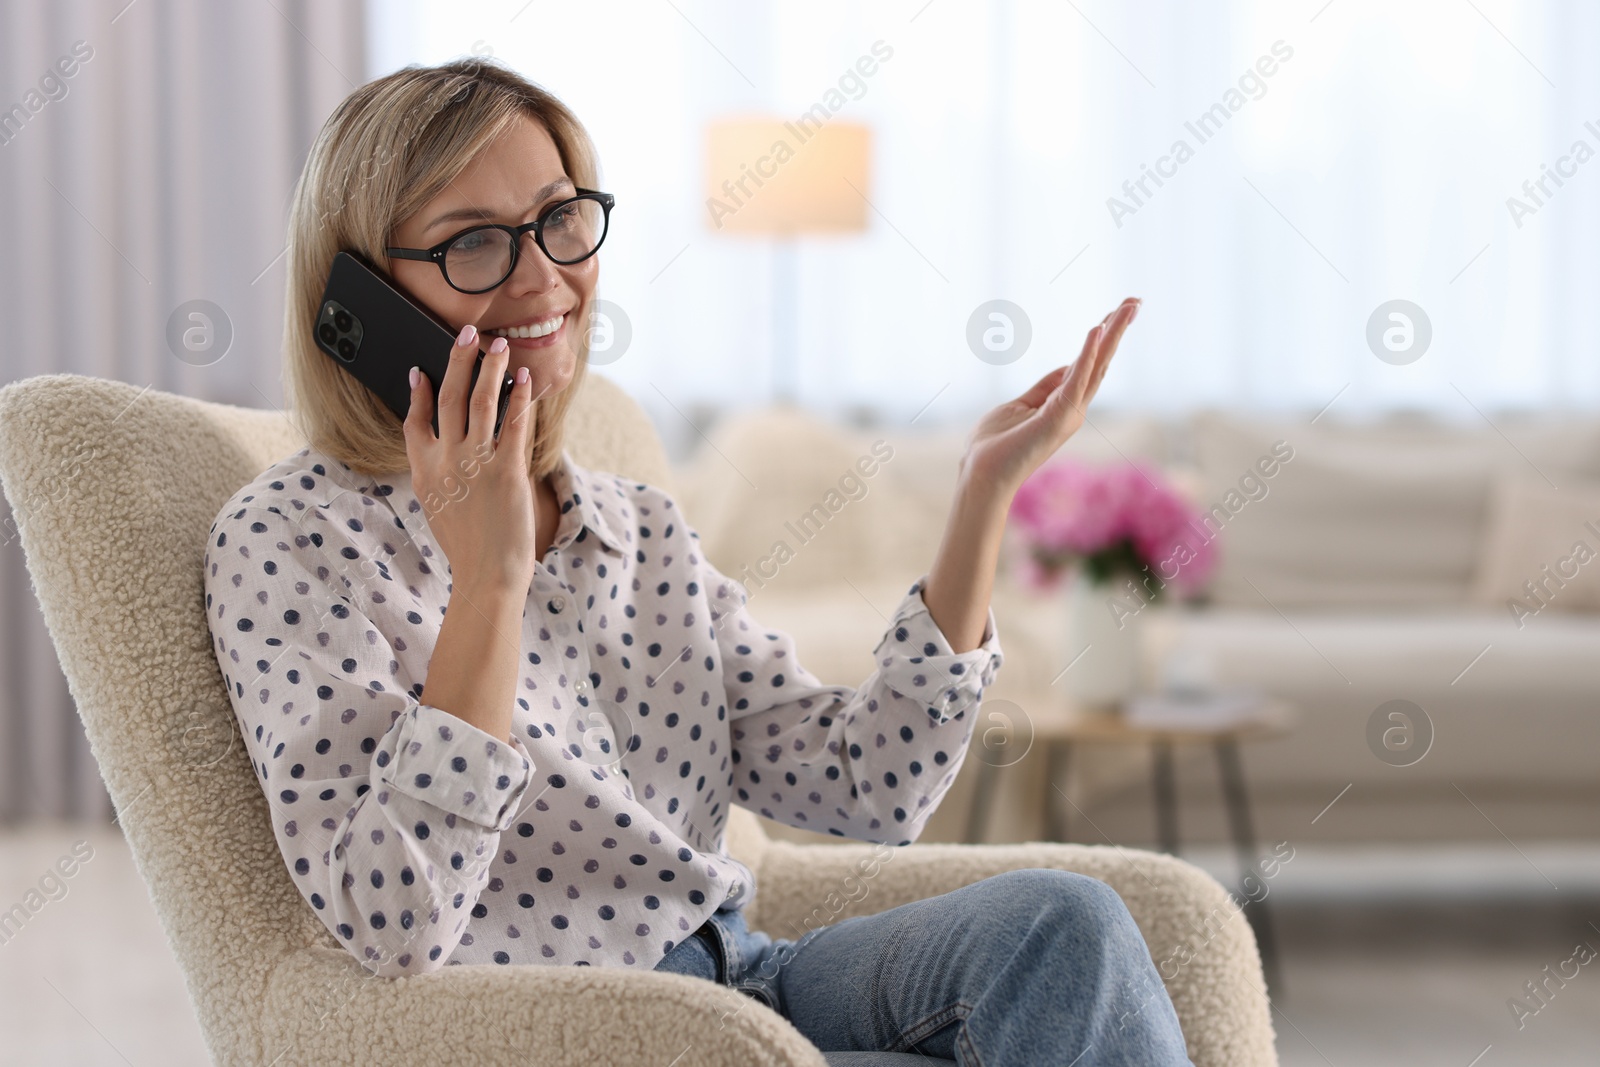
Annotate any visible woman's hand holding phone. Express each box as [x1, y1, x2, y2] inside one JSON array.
[[403, 323, 542, 598]]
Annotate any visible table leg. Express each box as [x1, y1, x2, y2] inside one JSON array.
[[965, 755, 1000, 844], [1044, 741, 1073, 842], [1215, 738, 1284, 997], [1151, 740, 1179, 855]]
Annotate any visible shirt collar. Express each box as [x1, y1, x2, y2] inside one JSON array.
[[546, 446, 630, 557], [368, 445, 629, 560]]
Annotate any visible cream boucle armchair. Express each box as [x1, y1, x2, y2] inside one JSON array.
[[0, 372, 1277, 1067]]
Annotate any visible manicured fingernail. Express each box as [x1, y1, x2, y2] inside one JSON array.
[[515, 365, 529, 384], [409, 366, 420, 388], [457, 323, 476, 347], [489, 336, 508, 354]]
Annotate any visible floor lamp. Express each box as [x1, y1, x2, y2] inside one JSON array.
[[704, 117, 872, 406]]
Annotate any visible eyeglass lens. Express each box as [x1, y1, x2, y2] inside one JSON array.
[[444, 199, 606, 289]]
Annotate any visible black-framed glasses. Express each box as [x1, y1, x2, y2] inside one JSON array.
[[385, 188, 615, 294]]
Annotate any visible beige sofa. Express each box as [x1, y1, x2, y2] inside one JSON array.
[[0, 374, 1276, 1067], [673, 404, 1600, 850]]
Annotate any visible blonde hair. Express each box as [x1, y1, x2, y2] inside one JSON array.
[[280, 57, 598, 478]]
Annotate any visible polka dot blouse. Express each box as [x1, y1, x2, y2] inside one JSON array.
[[202, 444, 1004, 976]]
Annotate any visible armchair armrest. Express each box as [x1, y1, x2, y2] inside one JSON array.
[[747, 839, 1279, 1067], [259, 946, 832, 1067]]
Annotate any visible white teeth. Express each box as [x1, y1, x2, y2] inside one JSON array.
[[488, 314, 564, 339]]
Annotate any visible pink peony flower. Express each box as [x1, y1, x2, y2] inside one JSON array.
[[1007, 459, 1218, 597]]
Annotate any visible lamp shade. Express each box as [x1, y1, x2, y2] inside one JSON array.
[[703, 117, 872, 236]]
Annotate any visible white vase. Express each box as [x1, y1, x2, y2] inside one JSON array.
[[1060, 568, 1142, 711]]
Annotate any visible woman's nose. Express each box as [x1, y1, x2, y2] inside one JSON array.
[[508, 231, 560, 289]]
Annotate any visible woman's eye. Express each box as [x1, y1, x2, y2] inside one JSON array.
[[545, 207, 571, 228]]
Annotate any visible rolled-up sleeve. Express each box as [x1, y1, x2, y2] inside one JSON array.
[[379, 703, 535, 832], [704, 545, 1004, 845], [871, 578, 1004, 725], [204, 496, 536, 977]]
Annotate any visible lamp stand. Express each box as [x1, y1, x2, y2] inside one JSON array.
[[770, 237, 798, 407]]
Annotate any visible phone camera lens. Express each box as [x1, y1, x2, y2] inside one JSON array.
[[334, 309, 353, 332], [337, 337, 356, 361], [318, 323, 337, 346]]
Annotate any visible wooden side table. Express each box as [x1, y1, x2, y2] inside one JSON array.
[[963, 692, 1293, 995]]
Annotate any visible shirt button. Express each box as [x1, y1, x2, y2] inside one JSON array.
[[548, 596, 566, 614], [574, 677, 588, 692], [728, 879, 743, 899]]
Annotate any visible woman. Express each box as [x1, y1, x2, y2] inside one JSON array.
[[203, 57, 1191, 1065]]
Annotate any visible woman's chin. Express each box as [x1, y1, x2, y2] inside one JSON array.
[[517, 351, 575, 399]]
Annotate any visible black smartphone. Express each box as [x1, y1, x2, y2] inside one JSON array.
[[313, 250, 514, 439]]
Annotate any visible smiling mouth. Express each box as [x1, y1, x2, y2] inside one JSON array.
[[486, 313, 566, 340]]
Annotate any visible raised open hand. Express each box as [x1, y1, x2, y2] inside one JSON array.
[[958, 296, 1140, 497]]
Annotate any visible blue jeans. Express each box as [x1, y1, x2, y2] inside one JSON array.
[[653, 867, 1194, 1066]]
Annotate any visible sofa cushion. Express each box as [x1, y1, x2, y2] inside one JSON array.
[[1470, 474, 1600, 616], [1189, 411, 1600, 608], [1136, 605, 1600, 787]]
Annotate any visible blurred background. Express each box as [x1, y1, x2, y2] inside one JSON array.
[[3, 0, 1599, 1063]]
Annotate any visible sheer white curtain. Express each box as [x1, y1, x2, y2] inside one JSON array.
[[371, 0, 1600, 426]]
